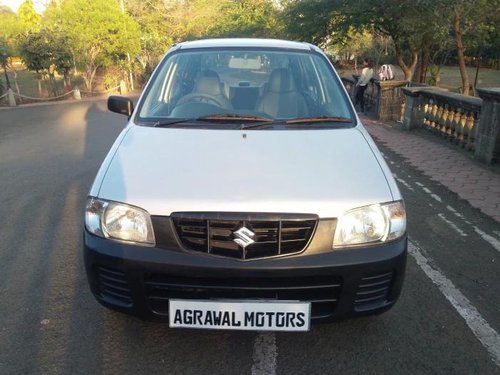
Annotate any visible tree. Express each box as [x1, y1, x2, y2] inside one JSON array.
[[280, 0, 336, 46], [17, 0, 41, 33], [126, 0, 174, 78], [210, 0, 284, 38], [0, 37, 10, 94], [281, 0, 449, 81], [43, 0, 140, 93], [0, 6, 22, 50], [19, 28, 72, 96], [443, 0, 499, 95]]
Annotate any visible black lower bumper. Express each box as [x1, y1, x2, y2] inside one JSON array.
[[84, 231, 407, 322]]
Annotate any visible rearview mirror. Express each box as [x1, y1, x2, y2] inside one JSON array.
[[108, 96, 134, 117]]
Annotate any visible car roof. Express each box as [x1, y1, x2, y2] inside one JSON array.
[[175, 38, 317, 52]]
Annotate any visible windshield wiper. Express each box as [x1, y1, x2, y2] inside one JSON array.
[[152, 114, 274, 128], [200, 114, 274, 122], [285, 116, 353, 125], [202, 114, 276, 129]]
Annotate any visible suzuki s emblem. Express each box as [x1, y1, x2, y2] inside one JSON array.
[[233, 227, 255, 249]]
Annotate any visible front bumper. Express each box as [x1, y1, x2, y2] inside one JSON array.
[[84, 231, 407, 322]]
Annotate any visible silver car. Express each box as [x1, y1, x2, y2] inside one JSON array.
[[84, 38, 407, 331]]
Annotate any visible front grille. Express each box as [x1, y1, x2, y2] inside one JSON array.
[[95, 266, 133, 307], [172, 213, 317, 260], [354, 271, 394, 311], [144, 273, 342, 319]]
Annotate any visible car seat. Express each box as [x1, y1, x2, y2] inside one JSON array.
[[256, 68, 308, 118]]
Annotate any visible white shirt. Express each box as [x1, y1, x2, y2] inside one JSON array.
[[358, 67, 373, 86]]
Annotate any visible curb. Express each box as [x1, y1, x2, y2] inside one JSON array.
[[0, 91, 142, 110]]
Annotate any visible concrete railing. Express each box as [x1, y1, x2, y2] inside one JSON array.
[[341, 76, 409, 122], [402, 87, 500, 164]]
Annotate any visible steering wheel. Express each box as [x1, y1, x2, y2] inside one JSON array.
[[176, 93, 227, 108]]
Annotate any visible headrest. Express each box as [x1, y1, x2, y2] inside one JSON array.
[[195, 70, 222, 96], [268, 68, 296, 93]]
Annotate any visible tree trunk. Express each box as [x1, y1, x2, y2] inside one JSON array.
[[8, 60, 22, 103], [63, 72, 72, 93], [414, 51, 423, 83], [84, 65, 98, 95], [48, 70, 58, 97], [395, 43, 418, 81], [419, 49, 431, 84], [453, 8, 470, 96]]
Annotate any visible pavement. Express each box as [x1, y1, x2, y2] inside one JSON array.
[[360, 115, 500, 223]]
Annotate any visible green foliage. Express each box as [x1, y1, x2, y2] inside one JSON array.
[[18, 28, 73, 95], [126, 0, 175, 75], [281, 0, 451, 79], [3, 0, 496, 95], [280, 0, 336, 45], [19, 29, 71, 74], [427, 64, 441, 86], [0, 7, 22, 55], [17, 0, 41, 33], [43, 0, 141, 91], [0, 37, 9, 65], [211, 0, 284, 38], [446, 0, 499, 59]]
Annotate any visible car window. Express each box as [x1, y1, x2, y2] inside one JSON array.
[[137, 48, 353, 125]]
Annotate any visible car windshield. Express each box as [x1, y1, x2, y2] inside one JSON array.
[[137, 47, 353, 127]]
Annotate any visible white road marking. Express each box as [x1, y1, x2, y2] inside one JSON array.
[[446, 205, 464, 218], [426, 191, 442, 202], [409, 241, 500, 368], [251, 332, 277, 375], [446, 205, 472, 224], [393, 174, 415, 191], [473, 227, 500, 254], [437, 213, 468, 237], [414, 182, 442, 202]]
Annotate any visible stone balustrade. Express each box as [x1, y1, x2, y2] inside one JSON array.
[[402, 87, 482, 150], [343, 72, 500, 164], [402, 87, 500, 164], [341, 75, 409, 122], [340, 76, 357, 97]]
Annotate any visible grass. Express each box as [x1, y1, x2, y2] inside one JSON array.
[[338, 65, 500, 94], [2, 62, 499, 101], [2, 62, 86, 100]]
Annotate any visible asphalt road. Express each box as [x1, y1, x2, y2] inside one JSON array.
[[0, 99, 499, 374]]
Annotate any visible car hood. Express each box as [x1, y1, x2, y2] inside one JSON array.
[[96, 126, 395, 218]]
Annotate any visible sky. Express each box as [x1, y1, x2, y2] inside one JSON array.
[[0, 0, 47, 13]]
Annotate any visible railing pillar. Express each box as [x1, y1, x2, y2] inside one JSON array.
[[475, 88, 500, 164], [374, 80, 409, 122], [340, 76, 357, 99], [7, 88, 16, 107], [73, 87, 81, 100], [119, 80, 128, 95], [401, 87, 423, 130]]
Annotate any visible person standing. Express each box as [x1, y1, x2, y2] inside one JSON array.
[[354, 59, 374, 113]]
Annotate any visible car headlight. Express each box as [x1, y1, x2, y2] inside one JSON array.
[[85, 197, 155, 246], [333, 201, 406, 248]]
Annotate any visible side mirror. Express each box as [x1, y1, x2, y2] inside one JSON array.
[[108, 96, 134, 117]]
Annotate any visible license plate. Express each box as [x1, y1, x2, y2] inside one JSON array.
[[169, 299, 311, 331]]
